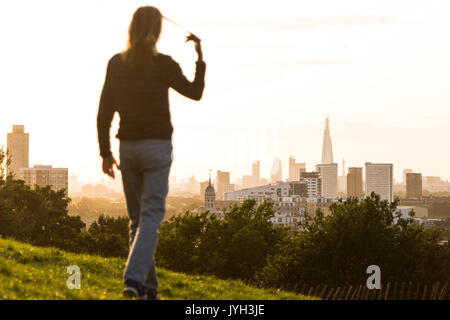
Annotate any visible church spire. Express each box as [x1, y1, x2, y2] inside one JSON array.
[[205, 169, 216, 210]]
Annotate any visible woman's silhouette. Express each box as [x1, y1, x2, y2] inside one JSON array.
[[97, 6, 206, 299]]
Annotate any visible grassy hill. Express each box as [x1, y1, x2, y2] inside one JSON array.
[[0, 238, 316, 300]]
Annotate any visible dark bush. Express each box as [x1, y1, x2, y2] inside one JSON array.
[[257, 193, 450, 288], [157, 199, 290, 281]]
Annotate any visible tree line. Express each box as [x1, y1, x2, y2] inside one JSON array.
[[157, 195, 449, 288], [0, 148, 449, 290]]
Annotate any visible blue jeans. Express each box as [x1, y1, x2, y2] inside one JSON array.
[[119, 138, 173, 290]]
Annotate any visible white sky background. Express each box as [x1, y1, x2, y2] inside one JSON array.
[[0, 0, 449, 184]]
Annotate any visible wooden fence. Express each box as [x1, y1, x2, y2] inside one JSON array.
[[290, 281, 449, 300]]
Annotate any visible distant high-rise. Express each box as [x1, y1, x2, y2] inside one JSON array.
[[252, 161, 260, 186], [406, 173, 422, 199], [321, 117, 334, 164], [271, 157, 282, 182], [403, 169, 413, 186], [316, 163, 338, 198], [338, 158, 347, 193], [241, 161, 261, 189], [347, 167, 364, 198], [216, 170, 234, 200], [365, 163, 393, 202], [288, 157, 306, 181], [300, 171, 322, 198], [6, 125, 29, 176], [422, 176, 444, 192]]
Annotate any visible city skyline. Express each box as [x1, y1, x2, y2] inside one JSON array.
[[0, 1, 449, 184], [5, 121, 450, 202], [3, 120, 450, 189]]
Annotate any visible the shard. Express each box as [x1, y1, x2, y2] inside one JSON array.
[[321, 116, 334, 164]]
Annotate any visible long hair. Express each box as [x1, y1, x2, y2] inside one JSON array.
[[121, 6, 162, 69]]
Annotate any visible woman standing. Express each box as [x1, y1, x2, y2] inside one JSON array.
[[97, 6, 206, 299]]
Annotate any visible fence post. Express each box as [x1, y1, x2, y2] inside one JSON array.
[[344, 286, 353, 300], [313, 285, 321, 297], [356, 285, 364, 300], [384, 282, 391, 300], [366, 288, 372, 300], [350, 286, 356, 300], [337, 287, 344, 300], [432, 282, 440, 300], [332, 287, 341, 300], [414, 283, 421, 300], [364, 287, 370, 300], [317, 285, 323, 297], [368, 288, 374, 300], [341, 287, 347, 300], [406, 282, 413, 300], [339, 287, 346, 300], [360, 286, 367, 300], [392, 282, 398, 300], [320, 285, 328, 299], [307, 286, 315, 297], [430, 283, 435, 300], [436, 282, 442, 300], [377, 284, 383, 300], [372, 288, 378, 300], [439, 282, 447, 300], [326, 287, 335, 300], [356, 286, 362, 300], [399, 282, 405, 300], [430, 282, 435, 300], [422, 284, 428, 300], [301, 284, 308, 295]]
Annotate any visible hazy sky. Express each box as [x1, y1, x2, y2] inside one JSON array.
[[0, 0, 449, 184]]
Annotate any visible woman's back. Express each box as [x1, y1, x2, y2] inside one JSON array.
[[97, 52, 206, 158]]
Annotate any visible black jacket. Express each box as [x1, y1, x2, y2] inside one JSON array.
[[97, 53, 206, 158]]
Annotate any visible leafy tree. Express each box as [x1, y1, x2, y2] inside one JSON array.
[[157, 210, 212, 273], [0, 146, 129, 257], [0, 177, 86, 249], [157, 199, 290, 281], [0, 147, 10, 181], [86, 214, 129, 257], [258, 193, 450, 288]]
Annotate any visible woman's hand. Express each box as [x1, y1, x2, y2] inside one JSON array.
[[186, 33, 203, 61], [102, 155, 119, 179]]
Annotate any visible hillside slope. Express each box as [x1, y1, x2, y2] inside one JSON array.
[[0, 238, 315, 300]]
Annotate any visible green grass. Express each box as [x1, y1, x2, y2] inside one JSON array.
[[0, 238, 316, 300]]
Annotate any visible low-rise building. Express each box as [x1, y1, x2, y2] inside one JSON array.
[[18, 165, 68, 194]]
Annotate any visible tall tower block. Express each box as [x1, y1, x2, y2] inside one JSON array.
[[7, 125, 29, 176]]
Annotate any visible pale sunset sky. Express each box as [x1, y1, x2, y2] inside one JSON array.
[[0, 0, 449, 184]]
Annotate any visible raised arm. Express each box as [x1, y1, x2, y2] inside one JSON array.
[[168, 59, 206, 101], [168, 35, 206, 100]]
